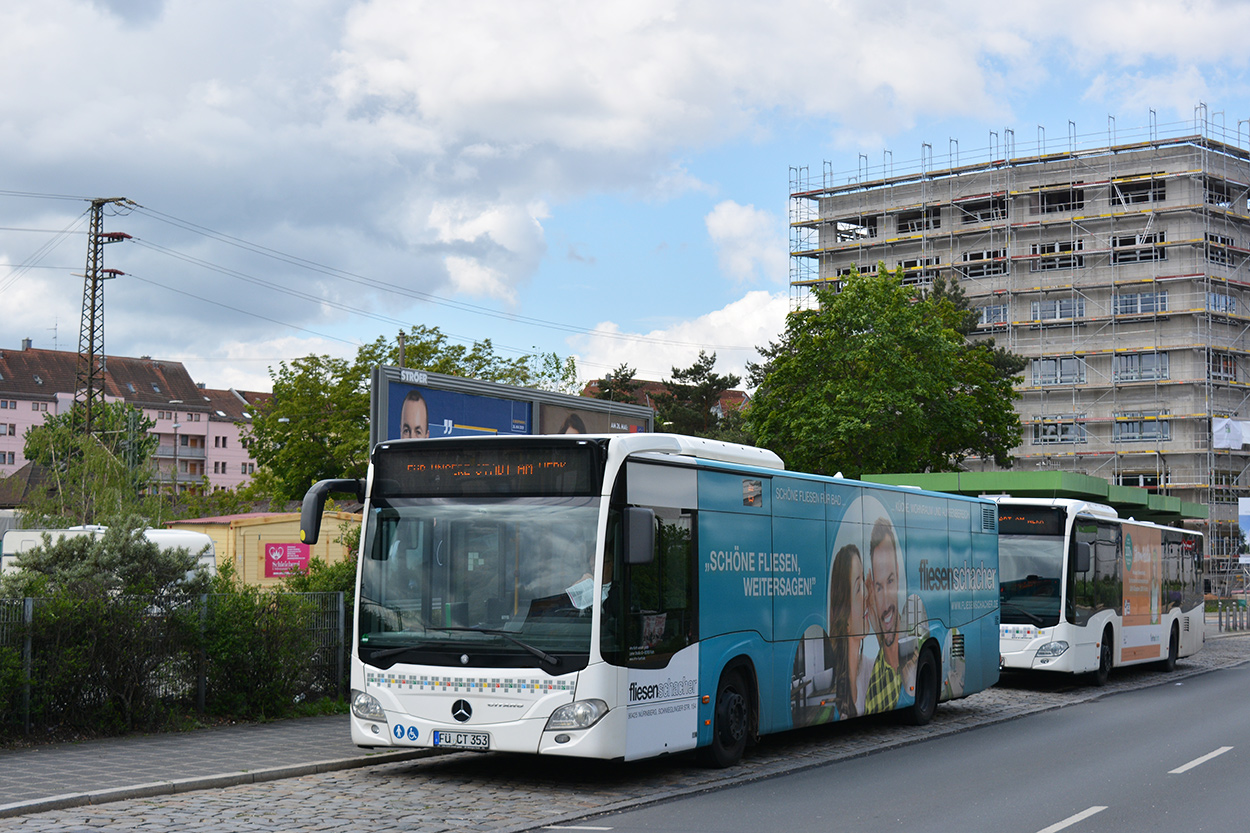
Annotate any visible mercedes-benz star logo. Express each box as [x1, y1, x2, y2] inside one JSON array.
[[451, 699, 472, 723]]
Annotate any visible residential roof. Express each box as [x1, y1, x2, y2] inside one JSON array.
[[0, 462, 51, 509], [581, 379, 748, 412], [0, 346, 207, 410]]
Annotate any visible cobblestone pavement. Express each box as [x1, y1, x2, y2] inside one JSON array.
[[2, 632, 1247, 833]]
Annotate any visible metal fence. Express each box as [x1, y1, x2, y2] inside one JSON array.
[[0, 592, 345, 736]]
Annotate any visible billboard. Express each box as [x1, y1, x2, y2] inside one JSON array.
[[371, 366, 653, 447]]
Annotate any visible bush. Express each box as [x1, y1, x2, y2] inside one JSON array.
[[202, 564, 324, 719]]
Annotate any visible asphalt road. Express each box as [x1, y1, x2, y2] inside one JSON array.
[[590, 662, 1250, 833]]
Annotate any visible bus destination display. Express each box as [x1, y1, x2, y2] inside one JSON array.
[[375, 442, 600, 497], [998, 506, 1065, 536]]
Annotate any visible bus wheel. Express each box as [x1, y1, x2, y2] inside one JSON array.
[[902, 646, 938, 726], [1160, 623, 1179, 672], [699, 669, 749, 768], [1092, 627, 1113, 687]]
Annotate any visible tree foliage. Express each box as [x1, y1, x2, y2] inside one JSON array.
[[653, 351, 742, 438], [594, 363, 643, 403], [245, 326, 579, 501], [746, 266, 1023, 479], [21, 401, 163, 527]]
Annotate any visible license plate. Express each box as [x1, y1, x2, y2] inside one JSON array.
[[433, 730, 490, 750]]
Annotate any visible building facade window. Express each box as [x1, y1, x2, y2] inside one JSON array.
[[1114, 291, 1168, 315], [979, 304, 1009, 326], [832, 215, 878, 241], [1206, 232, 1235, 267], [1115, 472, 1160, 490], [1210, 352, 1237, 382], [1030, 239, 1085, 271], [1037, 188, 1085, 213], [1111, 179, 1165, 205], [1032, 415, 1087, 444], [1206, 178, 1236, 209], [1031, 298, 1085, 320], [1113, 411, 1170, 442], [897, 207, 940, 233], [1208, 291, 1237, 315], [1112, 231, 1166, 264], [834, 263, 876, 277], [1113, 351, 1169, 381], [961, 249, 1007, 278], [957, 196, 1007, 224], [1032, 356, 1086, 385]]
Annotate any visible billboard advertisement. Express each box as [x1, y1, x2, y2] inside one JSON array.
[[371, 367, 653, 447]]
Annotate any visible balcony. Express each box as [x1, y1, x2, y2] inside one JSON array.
[[154, 444, 206, 460]]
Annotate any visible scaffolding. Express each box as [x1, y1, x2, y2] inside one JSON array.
[[789, 112, 1250, 595]]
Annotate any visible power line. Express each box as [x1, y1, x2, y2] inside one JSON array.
[[128, 205, 756, 353]]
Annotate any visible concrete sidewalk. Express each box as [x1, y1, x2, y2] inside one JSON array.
[[0, 714, 428, 818]]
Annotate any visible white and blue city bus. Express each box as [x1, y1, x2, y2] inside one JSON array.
[[996, 498, 1204, 685], [301, 434, 1000, 765]]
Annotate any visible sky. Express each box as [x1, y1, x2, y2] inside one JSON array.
[[3, 0, 1250, 394]]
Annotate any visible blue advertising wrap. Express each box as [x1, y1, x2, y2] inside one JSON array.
[[693, 469, 998, 739]]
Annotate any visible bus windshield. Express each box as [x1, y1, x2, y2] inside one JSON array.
[[358, 496, 601, 671], [998, 533, 1065, 628]]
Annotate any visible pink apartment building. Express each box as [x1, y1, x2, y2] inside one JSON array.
[[0, 340, 264, 494]]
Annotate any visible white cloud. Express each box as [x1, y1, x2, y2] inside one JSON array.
[[5, 0, 1250, 393], [705, 201, 788, 285], [570, 290, 790, 387]]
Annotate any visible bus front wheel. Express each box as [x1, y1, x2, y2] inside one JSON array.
[[901, 646, 938, 726], [1092, 627, 1113, 687], [699, 669, 749, 768], [1160, 623, 1179, 672]]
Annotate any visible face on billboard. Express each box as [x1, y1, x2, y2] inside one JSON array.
[[870, 521, 901, 649], [400, 392, 428, 439]]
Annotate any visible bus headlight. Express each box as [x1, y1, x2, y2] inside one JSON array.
[[1035, 641, 1069, 658], [351, 689, 387, 722], [545, 699, 608, 730]]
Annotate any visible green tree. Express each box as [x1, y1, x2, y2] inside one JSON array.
[[594, 363, 643, 404], [653, 351, 741, 437], [245, 326, 579, 501], [21, 401, 162, 527], [746, 266, 1022, 478]]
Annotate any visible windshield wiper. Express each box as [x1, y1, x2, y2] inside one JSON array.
[[364, 642, 432, 662], [1000, 602, 1045, 627], [438, 626, 562, 668]]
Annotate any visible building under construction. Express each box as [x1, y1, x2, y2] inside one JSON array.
[[789, 114, 1250, 595]]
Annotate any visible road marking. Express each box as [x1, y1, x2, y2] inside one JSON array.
[[543, 827, 614, 830], [1169, 746, 1233, 774], [1036, 806, 1107, 833]]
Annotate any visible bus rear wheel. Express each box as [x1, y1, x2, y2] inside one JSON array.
[[699, 669, 749, 768], [901, 646, 938, 726]]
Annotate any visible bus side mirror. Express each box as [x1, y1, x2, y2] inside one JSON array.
[[1074, 541, 1091, 574], [624, 507, 655, 566], [300, 478, 365, 545]]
